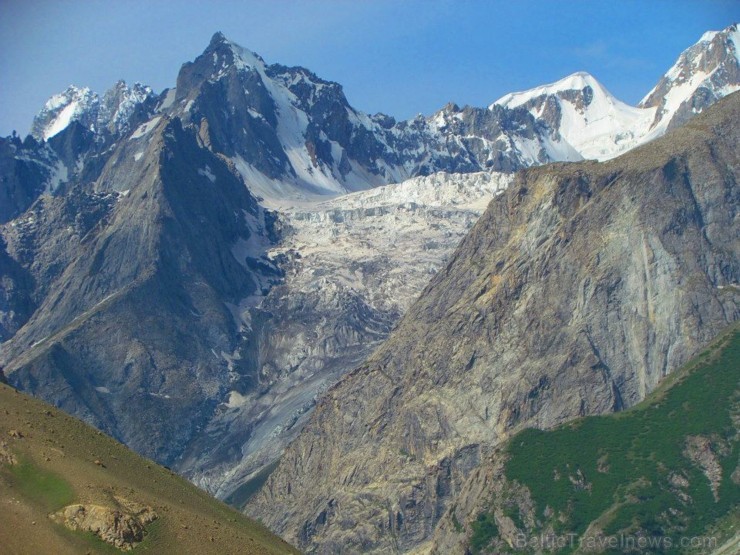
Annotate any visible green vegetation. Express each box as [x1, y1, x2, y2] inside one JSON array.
[[471, 327, 740, 553], [471, 512, 500, 553], [0, 382, 299, 554], [8, 457, 75, 512]]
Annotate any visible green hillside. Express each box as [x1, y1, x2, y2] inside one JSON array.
[[0, 382, 298, 554], [471, 326, 740, 554]]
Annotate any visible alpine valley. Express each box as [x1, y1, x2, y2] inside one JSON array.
[[1, 23, 739, 554]]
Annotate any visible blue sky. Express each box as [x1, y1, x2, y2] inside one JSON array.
[[1, 0, 737, 136]]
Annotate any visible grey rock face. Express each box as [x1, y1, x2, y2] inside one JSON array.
[[247, 93, 740, 553], [0, 135, 57, 223], [1, 117, 280, 464]]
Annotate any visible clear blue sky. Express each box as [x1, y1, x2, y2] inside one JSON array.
[[1, 0, 737, 136]]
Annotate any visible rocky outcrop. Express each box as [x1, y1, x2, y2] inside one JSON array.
[[248, 93, 740, 552], [50, 499, 157, 550], [0, 440, 17, 465], [684, 435, 725, 501]]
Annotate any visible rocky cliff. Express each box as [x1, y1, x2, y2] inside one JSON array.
[[248, 93, 740, 553], [1, 116, 281, 464]]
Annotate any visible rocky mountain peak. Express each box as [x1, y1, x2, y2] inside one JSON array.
[[31, 85, 99, 141], [492, 71, 601, 110], [209, 30, 227, 46], [639, 23, 739, 131], [30, 81, 156, 143]]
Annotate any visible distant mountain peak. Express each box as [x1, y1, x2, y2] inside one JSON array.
[[491, 71, 604, 110], [639, 23, 739, 131], [32, 86, 99, 141], [210, 30, 227, 45], [31, 81, 156, 142]]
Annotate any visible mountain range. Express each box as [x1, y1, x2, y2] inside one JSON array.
[[248, 91, 739, 552], [1, 22, 739, 554]]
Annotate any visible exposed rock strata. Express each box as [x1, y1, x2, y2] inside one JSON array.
[[249, 93, 740, 553]]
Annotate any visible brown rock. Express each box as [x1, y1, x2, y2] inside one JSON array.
[[50, 499, 157, 551]]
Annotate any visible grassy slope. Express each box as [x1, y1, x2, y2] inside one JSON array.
[[0, 383, 299, 555], [471, 325, 740, 554]]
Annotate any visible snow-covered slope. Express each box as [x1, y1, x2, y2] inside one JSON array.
[[493, 24, 739, 161], [640, 23, 740, 132], [31, 81, 156, 141], [179, 171, 514, 499], [494, 72, 656, 160]]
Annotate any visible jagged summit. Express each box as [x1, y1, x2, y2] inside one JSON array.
[[639, 23, 739, 131], [210, 30, 227, 45], [27, 25, 740, 198], [30, 80, 156, 142]]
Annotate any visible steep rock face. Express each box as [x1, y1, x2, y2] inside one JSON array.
[[248, 93, 740, 553], [0, 135, 65, 223], [430, 327, 740, 554], [1, 117, 281, 464]]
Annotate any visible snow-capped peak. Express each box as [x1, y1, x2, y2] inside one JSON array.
[[32, 85, 99, 140], [31, 81, 156, 141], [639, 23, 739, 132], [491, 71, 655, 161], [492, 71, 603, 110]]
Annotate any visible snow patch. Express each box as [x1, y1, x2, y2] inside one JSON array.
[[46, 160, 68, 192], [130, 116, 161, 139], [43, 102, 79, 140], [158, 88, 177, 111], [198, 165, 217, 183]]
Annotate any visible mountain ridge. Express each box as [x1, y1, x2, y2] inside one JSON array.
[[248, 92, 740, 552]]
